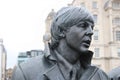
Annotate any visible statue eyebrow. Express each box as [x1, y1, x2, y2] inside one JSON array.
[[76, 21, 85, 26], [85, 21, 94, 26]]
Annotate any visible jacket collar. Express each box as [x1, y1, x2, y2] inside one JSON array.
[[79, 50, 93, 69], [43, 61, 98, 80], [44, 64, 65, 80], [43, 44, 95, 80], [79, 66, 98, 80]]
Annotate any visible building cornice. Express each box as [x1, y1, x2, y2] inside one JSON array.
[[90, 44, 109, 47], [108, 41, 120, 46], [93, 57, 120, 60]]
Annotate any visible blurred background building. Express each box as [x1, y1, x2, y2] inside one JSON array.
[[18, 50, 43, 64], [44, 0, 120, 72], [6, 50, 43, 80], [0, 39, 7, 80], [6, 68, 13, 80]]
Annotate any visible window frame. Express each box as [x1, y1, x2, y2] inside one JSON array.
[[80, 2, 85, 7], [112, 1, 120, 9], [92, 1, 97, 9], [93, 14, 98, 23], [117, 48, 120, 57], [113, 17, 120, 25], [94, 30, 99, 40], [94, 48, 100, 58]]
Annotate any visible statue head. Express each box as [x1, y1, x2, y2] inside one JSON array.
[[50, 6, 94, 50]]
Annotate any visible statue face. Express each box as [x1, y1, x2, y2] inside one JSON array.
[[65, 21, 94, 53]]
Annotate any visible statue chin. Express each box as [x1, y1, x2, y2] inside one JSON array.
[[78, 46, 89, 53]]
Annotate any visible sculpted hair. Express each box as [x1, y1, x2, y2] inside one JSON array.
[[50, 6, 94, 49]]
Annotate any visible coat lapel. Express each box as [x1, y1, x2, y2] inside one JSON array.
[[80, 66, 98, 80], [44, 64, 65, 80]]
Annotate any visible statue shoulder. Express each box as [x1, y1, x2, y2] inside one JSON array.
[[11, 54, 53, 80]]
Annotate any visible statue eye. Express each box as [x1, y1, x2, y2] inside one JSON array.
[[77, 22, 86, 28]]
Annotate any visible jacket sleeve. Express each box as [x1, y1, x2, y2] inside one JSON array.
[[11, 65, 26, 80]]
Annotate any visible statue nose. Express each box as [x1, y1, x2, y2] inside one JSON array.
[[86, 26, 93, 35]]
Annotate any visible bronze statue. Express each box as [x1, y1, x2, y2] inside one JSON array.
[[11, 6, 110, 80], [108, 66, 120, 80]]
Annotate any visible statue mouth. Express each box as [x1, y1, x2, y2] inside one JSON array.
[[82, 40, 91, 47]]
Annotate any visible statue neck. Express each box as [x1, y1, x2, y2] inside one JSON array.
[[56, 39, 81, 64]]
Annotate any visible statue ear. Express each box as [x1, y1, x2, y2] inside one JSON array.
[[59, 33, 65, 38], [59, 27, 66, 38]]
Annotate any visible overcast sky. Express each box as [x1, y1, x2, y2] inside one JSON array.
[[0, 0, 73, 68]]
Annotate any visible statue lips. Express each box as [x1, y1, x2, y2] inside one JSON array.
[[82, 40, 91, 48]]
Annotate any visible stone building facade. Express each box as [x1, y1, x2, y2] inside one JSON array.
[[44, 0, 120, 72], [18, 50, 43, 64], [6, 68, 13, 80]]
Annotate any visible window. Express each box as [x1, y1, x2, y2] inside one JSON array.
[[113, 18, 120, 25], [94, 30, 99, 40], [93, 15, 97, 23], [26, 51, 31, 57], [18, 60, 24, 64], [81, 2, 85, 7], [117, 48, 120, 57], [94, 48, 100, 57], [31, 51, 35, 57], [19, 52, 27, 57], [92, 1, 97, 9], [116, 31, 120, 41], [34, 52, 38, 56], [112, 1, 120, 9]]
